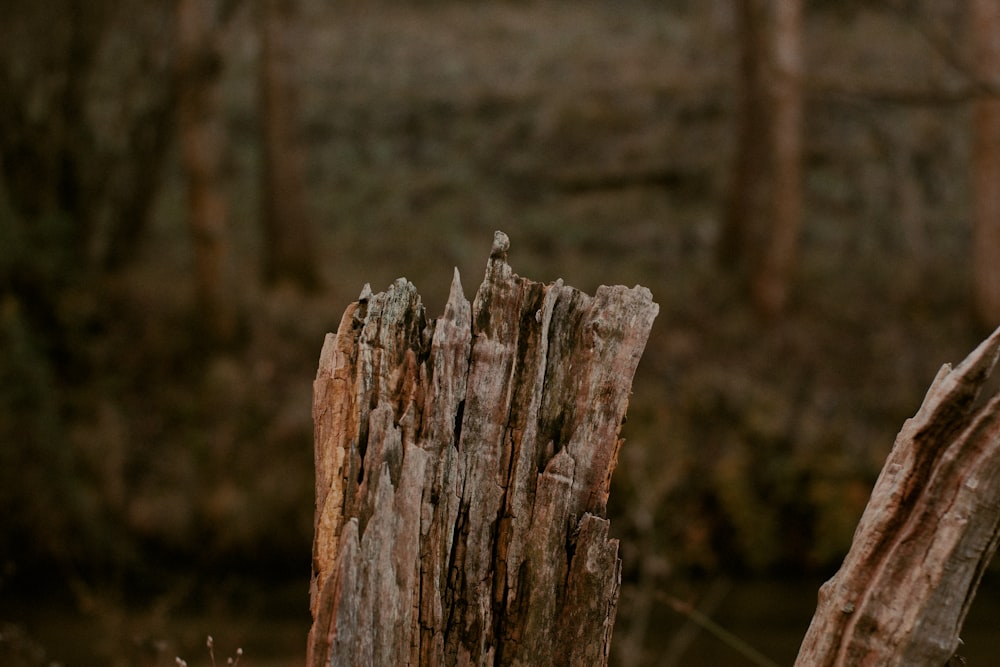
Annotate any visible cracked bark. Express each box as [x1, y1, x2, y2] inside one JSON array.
[[795, 326, 1000, 666], [307, 231, 658, 667]]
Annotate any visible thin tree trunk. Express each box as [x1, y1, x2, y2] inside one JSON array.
[[795, 326, 1000, 666], [751, 0, 803, 316], [258, 0, 320, 291], [176, 0, 234, 341], [104, 91, 177, 271], [722, 0, 803, 318], [720, 0, 768, 271], [307, 232, 658, 667], [971, 0, 1000, 328]]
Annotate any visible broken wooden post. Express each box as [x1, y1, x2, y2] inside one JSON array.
[[307, 231, 658, 666], [795, 326, 1000, 666]]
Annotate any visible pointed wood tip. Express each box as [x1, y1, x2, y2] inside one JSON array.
[[443, 268, 470, 321], [450, 267, 464, 296], [919, 323, 1000, 415], [957, 324, 1000, 376]]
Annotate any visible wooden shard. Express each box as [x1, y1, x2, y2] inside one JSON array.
[[795, 326, 1000, 666], [307, 231, 659, 667]]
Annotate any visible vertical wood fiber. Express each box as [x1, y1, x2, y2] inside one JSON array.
[[307, 231, 658, 667]]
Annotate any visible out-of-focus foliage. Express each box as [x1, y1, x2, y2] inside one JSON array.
[[0, 0, 176, 270], [0, 0, 176, 577], [0, 0, 990, 627]]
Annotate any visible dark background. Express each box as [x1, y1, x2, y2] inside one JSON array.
[[1, 1, 997, 664]]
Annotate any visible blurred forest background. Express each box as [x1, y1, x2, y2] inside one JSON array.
[[3, 0, 1000, 664]]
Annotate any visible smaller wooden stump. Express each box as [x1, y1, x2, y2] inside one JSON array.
[[307, 231, 659, 667], [795, 326, 1000, 666]]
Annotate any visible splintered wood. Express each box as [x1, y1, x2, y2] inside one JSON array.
[[795, 326, 1000, 667], [307, 231, 658, 667]]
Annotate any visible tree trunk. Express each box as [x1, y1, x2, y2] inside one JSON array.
[[307, 231, 658, 667], [258, 0, 320, 291], [176, 0, 235, 341], [794, 325, 1000, 666], [103, 66, 178, 271], [722, 0, 803, 318], [971, 0, 1000, 328], [720, 0, 769, 271], [751, 0, 803, 317]]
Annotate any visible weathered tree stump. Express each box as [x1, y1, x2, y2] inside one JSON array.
[[307, 231, 658, 666], [795, 326, 1000, 666]]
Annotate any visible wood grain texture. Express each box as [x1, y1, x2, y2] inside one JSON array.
[[307, 231, 658, 667], [795, 326, 1000, 666]]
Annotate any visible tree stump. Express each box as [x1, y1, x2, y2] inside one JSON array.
[[795, 326, 1000, 666], [307, 231, 659, 667]]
